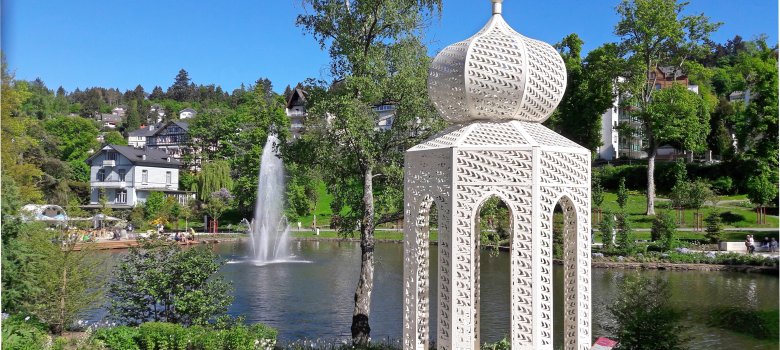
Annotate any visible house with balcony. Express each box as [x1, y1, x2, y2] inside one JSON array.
[[146, 120, 190, 161], [85, 145, 191, 208]]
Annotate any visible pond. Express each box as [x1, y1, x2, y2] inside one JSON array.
[[211, 240, 778, 349]]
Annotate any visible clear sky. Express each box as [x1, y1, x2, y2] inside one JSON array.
[[2, 0, 777, 94]]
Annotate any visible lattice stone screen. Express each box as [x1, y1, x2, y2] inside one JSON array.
[[402, 2, 591, 350]]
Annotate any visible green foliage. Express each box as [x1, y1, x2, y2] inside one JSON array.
[[605, 274, 689, 350], [1, 222, 105, 334], [614, 0, 720, 215], [652, 211, 677, 250], [285, 163, 320, 221], [104, 130, 128, 145], [616, 211, 634, 253], [704, 210, 723, 244], [1, 315, 50, 350], [480, 337, 510, 350], [23, 229, 107, 334], [144, 191, 167, 221], [547, 34, 622, 151], [599, 210, 616, 250], [43, 115, 100, 162], [746, 170, 778, 207], [196, 161, 233, 202], [108, 239, 233, 326], [707, 307, 779, 340], [711, 176, 733, 195], [592, 171, 605, 209], [90, 322, 278, 350], [616, 177, 628, 209], [138, 322, 189, 350], [92, 326, 141, 350]]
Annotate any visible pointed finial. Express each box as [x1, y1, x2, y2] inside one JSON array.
[[492, 0, 503, 15]]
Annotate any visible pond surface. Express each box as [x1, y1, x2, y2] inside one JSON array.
[[212, 240, 778, 349]]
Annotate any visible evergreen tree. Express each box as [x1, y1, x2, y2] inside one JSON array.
[[616, 177, 629, 210], [149, 86, 165, 100], [170, 69, 193, 102], [704, 210, 722, 245]]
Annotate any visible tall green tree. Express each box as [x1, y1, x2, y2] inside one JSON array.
[[614, 0, 720, 215], [295, 0, 442, 343], [169, 69, 193, 102], [195, 160, 233, 202], [547, 34, 622, 151]]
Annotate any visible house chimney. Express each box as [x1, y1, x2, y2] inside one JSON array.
[[142, 154, 146, 160]]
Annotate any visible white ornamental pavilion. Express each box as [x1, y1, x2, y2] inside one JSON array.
[[402, 1, 592, 350]]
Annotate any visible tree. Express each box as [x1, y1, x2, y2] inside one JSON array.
[[25, 229, 106, 334], [205, 189, 233, 234], [144, 191, 167, 221], [616, 211, 634, 253], [704, 210, 722, 245], [599, 210, 616, 250], [195, 161, 233, 202], [616, 177, 629, 210], [108, 238, 233, 326], [149, 86, 165, 100], [606, 275, 689, 350], [103, 131, 127, 146], [547, 34, 622, 151], [615, 0, 720, 215], [295, 0, 442, 343], [169, 69, 193, 102], [651, 211, 677, 250], [746, 170, 778, 225], [43, 115, 100, 162]]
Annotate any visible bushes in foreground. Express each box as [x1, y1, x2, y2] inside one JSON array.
[[91, 322, 278, 350]]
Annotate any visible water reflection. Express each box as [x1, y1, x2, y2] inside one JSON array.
[[103, 241, 777, 349]]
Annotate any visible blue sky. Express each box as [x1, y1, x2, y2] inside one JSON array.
[[3, 0, 777, 94]]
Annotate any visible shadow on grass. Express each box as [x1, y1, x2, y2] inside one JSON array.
[[720, 211, 745, 224]]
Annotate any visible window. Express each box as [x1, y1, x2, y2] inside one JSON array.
[[142, 170, 148, 183], [116, 190, 127, 204], [107, 151, 118, 161], [654, 83, 662, 90], [166, 171, 172, 185], [118, 169, 126, 182], [97, 169, 105, 182]]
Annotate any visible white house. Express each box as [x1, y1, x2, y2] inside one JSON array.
[[85, 145, 190, 208], [127, 123, 161, 148], [178, 108, 197, 119]]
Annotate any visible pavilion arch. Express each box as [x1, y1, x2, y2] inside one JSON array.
[[548, 194, 581, 349]]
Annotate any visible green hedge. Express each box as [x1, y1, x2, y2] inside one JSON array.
[[91, 322, 278, 350], [597, 160, 756, 194]]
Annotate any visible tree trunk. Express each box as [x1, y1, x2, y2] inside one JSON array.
[[646, 149, 657, 215], [56, 265, 68, 335], [351, 166, 375, 345]]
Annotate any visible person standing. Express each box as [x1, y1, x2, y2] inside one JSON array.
[[747, 234, 755, 254], [770, 238, 778, 253]]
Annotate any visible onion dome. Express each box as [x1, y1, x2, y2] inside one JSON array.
[[428, 0, 567, 124]]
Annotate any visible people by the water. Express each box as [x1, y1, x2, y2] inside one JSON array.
[[745, 234, 756, 254], [771, 238, 778, 253]]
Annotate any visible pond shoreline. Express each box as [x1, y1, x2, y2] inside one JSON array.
[[292, 237, 778, 274]]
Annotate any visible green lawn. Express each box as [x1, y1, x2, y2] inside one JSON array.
[[598, 191, 778, 229]]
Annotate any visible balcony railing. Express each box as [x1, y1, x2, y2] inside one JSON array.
[[92, 181, 127, 188], [102, 160, 116, 167], [287, 111, 306, 117]]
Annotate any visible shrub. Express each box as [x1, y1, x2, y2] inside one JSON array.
[[137, 322, 189, 350], [711, 176, 733, 195], [605, 275, 688, 350], [616, 177, 628, 209], [92, 326, 140, 350], [1, 315, 50, 350]]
